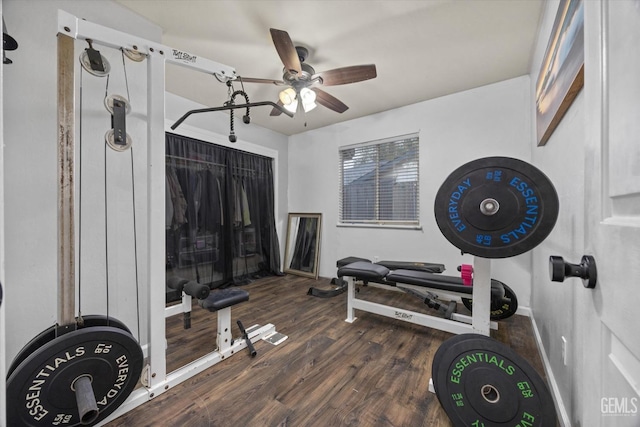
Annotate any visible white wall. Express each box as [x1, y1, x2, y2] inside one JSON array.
[[288, 75, 535, 307], [528, 0, 584, 424], [3, 0, 162, 366], [1, 2, 7, 424]]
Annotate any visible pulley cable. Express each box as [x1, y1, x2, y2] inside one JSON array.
[[129, 145, 141, 340], [103, 135, 111, 320], [78, 63, 84, 322]]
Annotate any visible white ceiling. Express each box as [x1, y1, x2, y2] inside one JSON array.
[[116, 0, 544, 136]]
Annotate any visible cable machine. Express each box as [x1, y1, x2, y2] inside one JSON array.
[[5, 11, 284, 426]]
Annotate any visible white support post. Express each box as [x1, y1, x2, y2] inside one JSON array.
[[145, 43, 168, 396], [345, 277, 357, 323], [181, 293, 192, 314], [471, 257, 492, 336], [217, 308, 233, 353]]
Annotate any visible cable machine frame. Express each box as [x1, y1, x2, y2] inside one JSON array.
[[56, 10, 279, 424]]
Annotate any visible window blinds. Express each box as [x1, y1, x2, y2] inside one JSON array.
[[339, 133, 419, 225]]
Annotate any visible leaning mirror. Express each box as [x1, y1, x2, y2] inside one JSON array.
[[283, 213, 322, 279]]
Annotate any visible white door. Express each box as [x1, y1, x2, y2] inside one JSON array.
[[1, 4, 6, 425], [580, 1, 640, 425]]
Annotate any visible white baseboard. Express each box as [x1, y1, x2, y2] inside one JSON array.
[[529, 314, 572, 427], [516, 305, 532, 317]]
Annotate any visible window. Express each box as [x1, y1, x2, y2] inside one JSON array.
[[339, 133, 419, 226]]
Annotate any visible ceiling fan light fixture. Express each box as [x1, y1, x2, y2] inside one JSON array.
[[300, 87, 317, 112], [279, 87, 297, 106], [300, 87, 316, 103], [302, 100, 317, 112], [284, 99, 298, 113]]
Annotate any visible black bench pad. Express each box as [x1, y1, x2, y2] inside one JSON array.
[[337, 256, 371, 268], [377, 260, 445, 274], [337, 263, 504, 298], [386, 269, 504, 298], [199, 288, 249, 312], [337, 261, 390, 281], [336, 256, 445, 273]]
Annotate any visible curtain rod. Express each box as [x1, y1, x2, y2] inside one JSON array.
[[170, 101, 294, 130], [166, 154, 262, 175], [166, 154, 224, 168]]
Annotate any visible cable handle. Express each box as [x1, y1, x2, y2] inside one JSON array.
[[228, 89, 250, 142]]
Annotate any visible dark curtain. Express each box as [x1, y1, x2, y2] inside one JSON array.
[[165, 133, 281, 302]]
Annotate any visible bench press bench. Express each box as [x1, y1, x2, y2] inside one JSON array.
[[337, 259, 507, 336]]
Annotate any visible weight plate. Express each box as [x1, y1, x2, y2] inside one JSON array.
[[434, 157, 559, 258], [8, 326, 143, 427], [79, 51, 111, 77], [461, 281, 519, 321], [432, 334, 556, 426], [7, 315, 133, 378]]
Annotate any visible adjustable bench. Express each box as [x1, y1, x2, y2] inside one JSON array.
[[338, 259, 499, 336], [308, 256, 446, 298]]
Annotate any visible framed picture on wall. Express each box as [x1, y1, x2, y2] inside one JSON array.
[[535, 0, 584, 146]]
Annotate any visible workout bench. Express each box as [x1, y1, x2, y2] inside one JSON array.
[[338, 257, 499, 336], [165, 277, 286, 356]]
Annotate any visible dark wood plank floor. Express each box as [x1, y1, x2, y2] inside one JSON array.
[[106, 274, 547, 427]]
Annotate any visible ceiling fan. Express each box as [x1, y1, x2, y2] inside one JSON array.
[[241, 28, 377, 117]]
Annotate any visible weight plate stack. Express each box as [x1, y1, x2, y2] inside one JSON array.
[[7, 325, 143, 427], [7, 315, 132, 378], [462, 281, 519, 321]]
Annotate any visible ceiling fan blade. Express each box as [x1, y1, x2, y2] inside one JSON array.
[[270, 99, 285, 116], [239, 76, 286, 85], [312, 88, 349, 113], [270, 28, 302, 75], [314, 64, 377, 86]]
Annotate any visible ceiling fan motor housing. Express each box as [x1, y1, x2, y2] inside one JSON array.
[[296, 46, 309, 63]]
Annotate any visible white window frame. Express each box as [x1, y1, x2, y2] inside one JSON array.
[[338, 133, 420, 229]]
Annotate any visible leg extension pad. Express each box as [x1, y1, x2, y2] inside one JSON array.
[[199, 288, 249, 312]]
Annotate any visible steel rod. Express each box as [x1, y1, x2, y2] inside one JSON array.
[[170, 101, 294, 130], [73, 376, 99, 425], [57, 34, 76, 328]]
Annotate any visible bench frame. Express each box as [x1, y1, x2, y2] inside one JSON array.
[[345, 257, 494, 336]]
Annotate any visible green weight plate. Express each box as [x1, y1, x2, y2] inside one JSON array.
[[432, 334, 557, 426], [434, 157, 559, 258], [7, 326, 143, 427]]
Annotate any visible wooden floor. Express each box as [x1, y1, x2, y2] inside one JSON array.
[[106, 274, 548, 427]]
